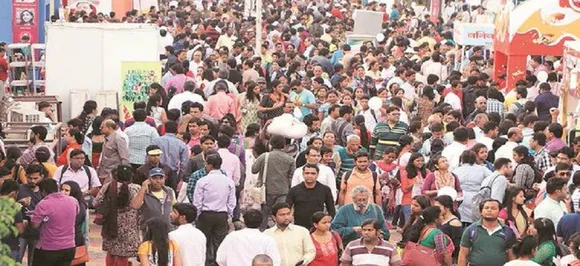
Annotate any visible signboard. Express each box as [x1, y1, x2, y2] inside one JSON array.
[[453, 22, 495, 46], [430, 0, 441, 24], [12, 0, 39, 43], [68, 0, 112, 14], [119, 61, 161, 121]]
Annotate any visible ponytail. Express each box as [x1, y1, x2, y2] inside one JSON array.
[[407, 206, 441, 243]]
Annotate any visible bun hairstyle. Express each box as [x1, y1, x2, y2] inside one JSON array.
[[513, 235, 538, 258]]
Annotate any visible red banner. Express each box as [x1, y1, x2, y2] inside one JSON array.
[[12, 0, 39, 43], [430, 0, 441, 24]]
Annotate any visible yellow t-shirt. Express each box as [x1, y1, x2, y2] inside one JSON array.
[[138, 240, 179, 266]]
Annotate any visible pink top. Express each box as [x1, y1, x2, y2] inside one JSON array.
[[421, 172, 462, 200], [205, 91, 236, 120], [164, 74, 194, 94], [310, 232, 342, 266], [32, 193, 79, 251]]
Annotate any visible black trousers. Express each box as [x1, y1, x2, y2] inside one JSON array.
[[32, 247, 75, 266], [197, 211, 229, 266]]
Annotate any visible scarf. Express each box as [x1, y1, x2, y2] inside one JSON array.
[[434, 170, 455, 190]]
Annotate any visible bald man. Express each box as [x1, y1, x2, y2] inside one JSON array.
[[494, 127, 523, 163], [252, 254, 274, 266]]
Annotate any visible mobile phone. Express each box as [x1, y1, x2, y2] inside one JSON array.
[[294, 261, 304, 266]]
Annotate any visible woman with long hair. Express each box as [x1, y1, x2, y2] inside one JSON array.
[[400, 152, 429, 223], [146, 94, 167, 128], [529, 218, 561, 265], [258, 80, 287, 122], [505, 235, 540, 266], [499, 187, 532, 238], [138, 217, 182, 266], [94, 164, 141, 266], [61, 181, 88, 266], [149, 83, 169, 110], [309, 211, 342, 266], [512, 145, 540, 200], [77, 100, 97, 135], [87, 116, 105, 168], [422, 155, 463, 201], [398, 195, 431, 246], [237, 81, 261, 134], [454, 150, 492, 226], [353, 115, 370, 150], [434, 195, 463, 260], [405, 206, 453, 266]]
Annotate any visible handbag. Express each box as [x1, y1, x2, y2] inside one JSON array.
[[71, 245, 89, 265], [250, 153, 269, 204], [401, 227, 441, 266]]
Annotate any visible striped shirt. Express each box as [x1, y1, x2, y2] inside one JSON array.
[[370, 121, 408, 160], [340, 237, 401, 266]]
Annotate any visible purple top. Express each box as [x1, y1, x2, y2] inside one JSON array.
[[192, 169, 236, 217], [545, 138, 566, 153], [32, 192, 79, 251]]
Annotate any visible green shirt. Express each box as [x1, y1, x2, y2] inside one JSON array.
[[460, 222, 517, 266], [370, 121, 408, 160], [531, 241, 556, 266]]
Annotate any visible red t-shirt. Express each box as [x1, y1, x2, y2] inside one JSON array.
[[0, 57, 8, 81]]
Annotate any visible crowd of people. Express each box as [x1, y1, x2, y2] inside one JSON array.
[[3, 0, 580, 266]]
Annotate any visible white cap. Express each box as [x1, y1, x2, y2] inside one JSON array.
[[404, 47, 417, 54], [169, 0, 178, 7]]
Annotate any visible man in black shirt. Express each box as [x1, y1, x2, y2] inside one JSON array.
[[286, 164, 336, 228], [16, 164, 46, 264]]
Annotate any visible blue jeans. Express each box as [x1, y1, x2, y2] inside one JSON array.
[[10, 249, 20, 262], [401, 204, 412, 223]]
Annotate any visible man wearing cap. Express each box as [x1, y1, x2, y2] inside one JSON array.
[[135, 145, 172, 185], [131, 167, 176, 233], [193, 153, 236, 265]]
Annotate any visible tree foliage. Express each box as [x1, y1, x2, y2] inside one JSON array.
[[0, 197, 21, 266]]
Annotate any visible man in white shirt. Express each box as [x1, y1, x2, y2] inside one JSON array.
[[167, 81, 206, 111], [216, 209, 281, 266], [203, 69, 238, 98], [169, 203, 206, 266], [494, 127, 523, 164], [444, 80, 462, 111], [55, 149, 101, 195], [423, 52, 448, 81], [357, 96, 379, 133], [535, 177, 569, 230], [216, 135, 241, 186], [442, 127, 469, 171], [472, 113, 489, 140], [291, 147, 337, 202], [477, 121, 499, 150], [264, 203, 316, 266]]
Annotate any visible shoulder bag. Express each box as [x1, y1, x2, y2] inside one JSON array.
[[250, 153, 269, 205], [401, 227, 441, 266]]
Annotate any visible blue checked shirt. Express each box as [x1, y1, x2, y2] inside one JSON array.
[[487, 98, 507, 118], [125, 122, 159, 165], [152, 134, 189, 172], [187, 168, 227, 203]]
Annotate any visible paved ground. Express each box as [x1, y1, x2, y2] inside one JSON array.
[[27, 213, 403, 265]]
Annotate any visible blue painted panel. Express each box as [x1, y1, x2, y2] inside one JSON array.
[[0, 0, 13, 43]]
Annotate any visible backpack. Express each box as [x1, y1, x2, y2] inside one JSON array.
[[466, 223, 515, 248], [344, 170, 378, 201], [59, 165, 93, 190], [513, 164, 542, 200], [512, 102, 524, 116], [471, 174, 501, 220]]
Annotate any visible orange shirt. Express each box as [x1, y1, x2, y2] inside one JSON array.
[[341, 168, 381, 205], [400, 167, 429, 205], [56, 143, 81, 167]]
